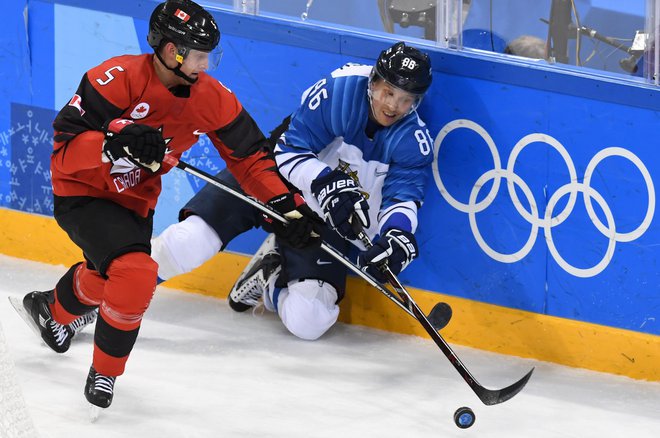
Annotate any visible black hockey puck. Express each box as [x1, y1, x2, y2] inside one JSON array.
[[453, 406, 475, 429], [428, 302, 452, 330]]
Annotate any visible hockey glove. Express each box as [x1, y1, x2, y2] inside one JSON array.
[[103, 119, 166, 172], [357, 229, 418, 283], [310, 169, 370, 240], [266, 192, 324, 249]]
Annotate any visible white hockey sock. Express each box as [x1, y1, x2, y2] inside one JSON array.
[[277, 279, 339, 340], [151, 215, 222, 280]]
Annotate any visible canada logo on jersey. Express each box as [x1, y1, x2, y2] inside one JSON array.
[[130, 103, 150, 119], [107, 126, 173, 186]]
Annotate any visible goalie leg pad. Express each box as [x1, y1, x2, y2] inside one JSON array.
[[277, 279, 339, 341], [151, 215, 222, 280]]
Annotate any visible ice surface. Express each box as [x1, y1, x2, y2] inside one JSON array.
[[1, 254, 659, 437]]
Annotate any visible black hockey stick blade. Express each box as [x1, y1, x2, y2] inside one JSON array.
[[427, 302, 452, 330], [474, 367, 535, 406], [352, 219, 534, 404], [419, 303, 534, 405]]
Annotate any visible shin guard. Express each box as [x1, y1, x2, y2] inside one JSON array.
[[92, 252, 158, 376]]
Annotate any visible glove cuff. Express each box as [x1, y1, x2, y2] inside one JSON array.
[[104, 118, 135, 137], [267, 192, 298, 215]]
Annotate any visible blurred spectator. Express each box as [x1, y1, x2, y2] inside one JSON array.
[[504, 35, 547, 59]]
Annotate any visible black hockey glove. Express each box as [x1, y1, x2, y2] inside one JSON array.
[[266, 192, 324, 249], [357, 229, 418, 283], [310, 169, 370, 240], [103, 119, 166, 172]]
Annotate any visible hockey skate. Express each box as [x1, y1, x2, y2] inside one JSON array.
[[69, 309, 98, 334], [9, 291, 74, 353], [9, 293, 98, 352], [228, 234, 281, 312], [85, 365, 116, 421]]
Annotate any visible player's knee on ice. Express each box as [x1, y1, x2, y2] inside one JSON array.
[[151, 215, 222, 280], [277, 279, 339, 340]]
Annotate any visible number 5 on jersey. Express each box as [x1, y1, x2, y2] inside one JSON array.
[[96, 66, 125, 86]]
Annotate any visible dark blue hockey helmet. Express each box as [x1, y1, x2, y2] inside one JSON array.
[[371, 42, 432, 95]]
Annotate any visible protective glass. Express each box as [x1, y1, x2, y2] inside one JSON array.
[[177, 45, 224, 71]]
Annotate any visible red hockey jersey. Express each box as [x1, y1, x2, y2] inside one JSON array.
[[51, 54, 288, 217]]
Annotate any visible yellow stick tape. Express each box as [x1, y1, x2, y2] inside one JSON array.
[[1, 207, 658, 381]]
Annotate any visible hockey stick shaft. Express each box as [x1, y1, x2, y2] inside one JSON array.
[[161, 155, 442, 326], [163, 156, 533, 404]]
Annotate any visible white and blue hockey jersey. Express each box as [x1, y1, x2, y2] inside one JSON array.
[[274, 63, 434, 240]]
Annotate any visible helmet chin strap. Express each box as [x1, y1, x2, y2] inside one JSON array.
[[154, 50, 198, 84]]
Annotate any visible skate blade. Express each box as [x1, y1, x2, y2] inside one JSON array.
[[8, 296, 42, 339], [89, 404, 101, 423]]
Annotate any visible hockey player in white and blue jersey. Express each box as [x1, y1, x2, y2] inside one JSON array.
[[150, 42, 434, 340]]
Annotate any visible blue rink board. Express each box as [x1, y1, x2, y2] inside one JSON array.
[[0, 0, 658, 335]]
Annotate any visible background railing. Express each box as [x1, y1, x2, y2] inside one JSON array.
[[219, 0, 659, 85]]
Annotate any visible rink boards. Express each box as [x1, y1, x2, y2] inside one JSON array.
[[0, 1, 658, 380], [1, 204, 657, 381]]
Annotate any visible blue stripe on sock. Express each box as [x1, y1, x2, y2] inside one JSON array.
[[272, 287, 282, 311]]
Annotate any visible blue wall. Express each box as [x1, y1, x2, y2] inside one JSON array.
[[1, 0, 658, 335]]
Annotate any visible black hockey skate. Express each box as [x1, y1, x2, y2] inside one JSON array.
[[85, 365, 116, 409], [18, 291, 74, 353], [228, 234, 281, 312]]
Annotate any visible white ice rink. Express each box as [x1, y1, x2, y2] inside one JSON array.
[[1, 254, 659, 437]]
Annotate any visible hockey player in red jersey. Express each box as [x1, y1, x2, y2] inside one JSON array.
[[16, 0, 322, 411]]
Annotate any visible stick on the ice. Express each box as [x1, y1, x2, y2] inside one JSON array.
[[352, 222, 534, 405], [163, 155, 533, 404]]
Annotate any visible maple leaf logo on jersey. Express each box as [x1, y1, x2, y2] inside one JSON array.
[[130, 102, 150, 120]]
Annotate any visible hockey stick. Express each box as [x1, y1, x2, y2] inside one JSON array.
[[353, 226, 534, 405], [162, 155, 450, 330], [163, 155, 533, 404]]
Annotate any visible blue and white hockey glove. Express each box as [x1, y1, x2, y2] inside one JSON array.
[[311, 169, 370, 240], [358, 229, 418, 282]]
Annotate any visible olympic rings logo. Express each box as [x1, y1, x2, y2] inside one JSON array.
[[432, 119, 655, 278]]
